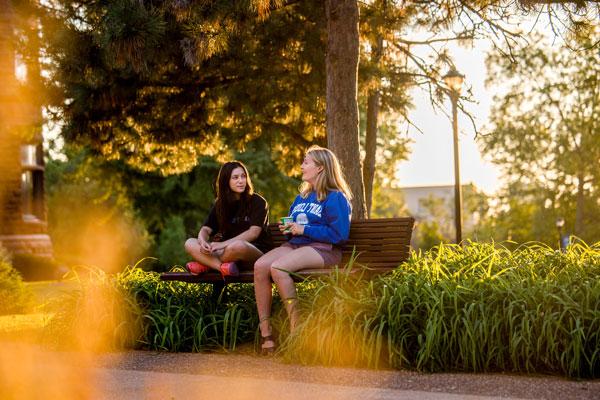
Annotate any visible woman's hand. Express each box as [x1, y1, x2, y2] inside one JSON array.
[[279, 222, 291, 233], [198, 238, 212, 254], [210, 241, 227, 253], [287, 222, 305, 236]]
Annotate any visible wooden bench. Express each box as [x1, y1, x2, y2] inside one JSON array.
[[160, 217, 415, 284]]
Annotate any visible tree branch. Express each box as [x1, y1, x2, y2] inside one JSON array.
[[396, 35, 474, 45], [520, 0, 596, 5], [460, 2, 522, 38]]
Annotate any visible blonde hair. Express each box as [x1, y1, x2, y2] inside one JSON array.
[[300, 145, 353, 202]]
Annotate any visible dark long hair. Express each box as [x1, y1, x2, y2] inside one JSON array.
[[215, 161, 254, 233]]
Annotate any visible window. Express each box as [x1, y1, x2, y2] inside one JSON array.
[[21, 144, 37, 166], [20, 144, 45, 221], [21, 170, 33, 215]]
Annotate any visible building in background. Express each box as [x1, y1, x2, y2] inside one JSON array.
[[399, 184, 481, 248], [0, 3, 53, 259], [401, 184, 477, 231]]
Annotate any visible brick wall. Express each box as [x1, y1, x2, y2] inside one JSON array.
[[0, 3, 52, 257], [0, 130, 24, 234]]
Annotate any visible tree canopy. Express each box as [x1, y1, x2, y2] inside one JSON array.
[[29, 0, 419, 217], [38, 0, 328, 175], [482, 29, 600, 241], [14, 0, 600, 225]]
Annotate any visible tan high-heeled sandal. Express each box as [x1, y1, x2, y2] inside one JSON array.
[[259, 316, 276, 355]]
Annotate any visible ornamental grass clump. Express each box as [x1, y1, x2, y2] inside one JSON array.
[[117, 264, 259, 352], [282, 241, 600, 378], [49, 260, 289, 353], [0, 246, 32, 315], [51, 243, 599, 378], [279, 261, 388, 368], [45, 265, 143, 352], [48, 261, 262, 352], [392, 241, 600, 378]]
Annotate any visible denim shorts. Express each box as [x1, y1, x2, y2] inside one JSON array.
[[281, 241, 342, 267]]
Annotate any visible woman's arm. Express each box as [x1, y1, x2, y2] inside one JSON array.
[[301, 193, 351, 244], [197, 226, 213, 253]]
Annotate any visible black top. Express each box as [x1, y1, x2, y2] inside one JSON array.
[[203, 193, 273, 253]]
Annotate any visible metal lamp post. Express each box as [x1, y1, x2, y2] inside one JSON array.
[[443, 67, 465, 245]]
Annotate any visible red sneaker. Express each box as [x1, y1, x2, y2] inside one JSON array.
[[220, 262, 239, 277], [185, 261, 210, 275]]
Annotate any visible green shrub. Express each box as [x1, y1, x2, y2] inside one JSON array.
[[0, 246, 32, 315], [47, 261, 267, 352], [46, 151, 151, 273], [156, 215, 189, 271], [414, 220, 447, 250], [44, 266, 143, 351], [116, 265, 261, 352]]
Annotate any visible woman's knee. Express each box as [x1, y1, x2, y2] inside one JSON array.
[[270, 262, 291, 282], [254, 257, 271, 276], [224, 239, 247, 256], [184, 238, 197, 253]]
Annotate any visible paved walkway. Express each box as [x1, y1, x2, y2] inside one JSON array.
[[92, 367, 525, 400], [2, 343, 599, 399]]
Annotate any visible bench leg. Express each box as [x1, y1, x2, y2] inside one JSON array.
[[211, 280, 226, 303]]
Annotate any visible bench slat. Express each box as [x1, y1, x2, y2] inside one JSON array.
[[272, 234, 412, 243], [272, 238, 412, 247], [349, 225, 413, 231], [343, 246, 409, 252], [345, 235, 412, 242], [345, 252, 409, 260]]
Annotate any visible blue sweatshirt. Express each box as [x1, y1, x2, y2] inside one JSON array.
[[287, 190, 352, 246]]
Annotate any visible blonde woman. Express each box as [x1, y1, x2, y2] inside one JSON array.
[[253, 145, 353, 354]]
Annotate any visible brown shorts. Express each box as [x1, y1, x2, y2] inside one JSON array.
[[281, 241, 342, 267]]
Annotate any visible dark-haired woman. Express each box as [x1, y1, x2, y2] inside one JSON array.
[[184, 161, 272, 277]]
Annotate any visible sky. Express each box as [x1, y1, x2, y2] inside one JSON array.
[[394, 39, 504, 195], [394, 13, 571, 195]]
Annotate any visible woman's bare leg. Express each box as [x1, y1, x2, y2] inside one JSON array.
[[185, 239, 264, 272], [220, 240, 264, 263], [270, 247, 325, 332], [184, 238, 221, 270], [253, 246, 293, 349]]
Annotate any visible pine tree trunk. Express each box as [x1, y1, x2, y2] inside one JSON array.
[[363, 34, 383, 218], [325, 0, 366, 219]]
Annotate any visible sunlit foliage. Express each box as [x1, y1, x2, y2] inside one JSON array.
[[483, 29, 600, 243]]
